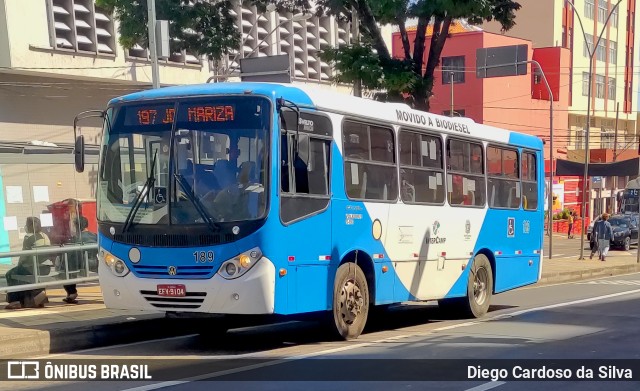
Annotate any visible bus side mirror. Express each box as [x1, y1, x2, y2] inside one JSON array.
[[75, 135, 85, 173]]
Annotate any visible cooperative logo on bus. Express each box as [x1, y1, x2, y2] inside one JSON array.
[[429, 221, 446, 244], [168, 266, 177, 276], [433, 221, 440, 235]]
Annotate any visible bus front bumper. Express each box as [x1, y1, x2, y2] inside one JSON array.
[[99, 256, 276, 314]]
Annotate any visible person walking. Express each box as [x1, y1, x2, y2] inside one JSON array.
[[567, 211, 574, 239], [591, 213, 614, 261]]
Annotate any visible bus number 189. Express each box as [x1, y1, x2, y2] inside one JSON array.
[[194, 251, 214, 263]]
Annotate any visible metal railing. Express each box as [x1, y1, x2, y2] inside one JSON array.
[[0, 244, 99, 293]]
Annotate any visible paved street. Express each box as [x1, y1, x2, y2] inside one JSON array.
[[2, 271, 639, 391]]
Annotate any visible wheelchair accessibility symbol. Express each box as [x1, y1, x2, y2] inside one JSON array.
[[155, 187, 167, 204]]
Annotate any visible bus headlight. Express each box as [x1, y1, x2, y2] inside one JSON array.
[[218, 247, 262, 280], [99, 248, 130, 277]]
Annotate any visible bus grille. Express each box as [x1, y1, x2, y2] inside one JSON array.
[[132, 265, 215, 278], [140, 290, 206, 309], [112, 234, 232, 247]]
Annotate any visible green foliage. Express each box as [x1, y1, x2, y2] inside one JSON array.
[[309, 0, 521, 110], [96, 0, 240, 59]]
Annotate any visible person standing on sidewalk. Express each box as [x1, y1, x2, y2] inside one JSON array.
[[567, 211, 574, 239], [591, 213, 614, 261]]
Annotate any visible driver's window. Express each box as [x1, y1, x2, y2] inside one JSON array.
[[280, 112, 332, 224]]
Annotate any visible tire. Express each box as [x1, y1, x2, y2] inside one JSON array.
[[624, 236, 631, 251], [328, 262, 370, 340], [438, 254, 493, 318]]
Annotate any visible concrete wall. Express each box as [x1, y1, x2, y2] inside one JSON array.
[[480, 0, 560, 48], [0, 0, 10, 68], [2, 0, 210, 86]]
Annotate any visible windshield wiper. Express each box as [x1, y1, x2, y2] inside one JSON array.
[[174, 173, 220, 231], [122, 149, 158, 233]]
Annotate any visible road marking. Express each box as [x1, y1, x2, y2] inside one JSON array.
[[577, 280, 640, 285], [118, 287, 640, 390], [120, 343, 377, 391], [37, 334, 199, 359], [465, 381, 507, 391]]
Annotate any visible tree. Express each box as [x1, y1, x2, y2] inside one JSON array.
[[96, 0, 240, 64], [313, 0, 522, 111]]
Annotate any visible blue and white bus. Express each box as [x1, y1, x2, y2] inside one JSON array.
[[74, 82, 544, 340]]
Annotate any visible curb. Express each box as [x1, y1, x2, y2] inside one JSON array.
[[539, 263, 640, 285], [0, 315, 202, 359]]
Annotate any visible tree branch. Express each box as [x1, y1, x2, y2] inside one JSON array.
[[398, 21, 411, 60], [352, 0, 391, 60], [412, 16, 429, 74], [423, 15, 452, 82]]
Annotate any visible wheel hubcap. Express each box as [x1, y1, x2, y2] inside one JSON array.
[[340, 279, 364, 325], [473, 267, 488, 305]]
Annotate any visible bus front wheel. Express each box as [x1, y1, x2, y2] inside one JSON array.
[[438, 254, 493, 318], [329, 262, 370, 340]]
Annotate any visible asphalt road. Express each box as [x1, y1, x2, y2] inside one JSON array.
[[4, 273, 640, 391]]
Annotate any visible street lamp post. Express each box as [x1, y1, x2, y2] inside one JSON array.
[[479, 60, 554, 259], [147, 0, 160, 88], [566, 0, 623, 260]]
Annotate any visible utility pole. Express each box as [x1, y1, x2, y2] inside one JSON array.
[[566, 0, 623, 259], [147, 0, 160, 89], [613, 102, 619, 212], [450, 72, 454, 116], [351, 6, 361, 97]]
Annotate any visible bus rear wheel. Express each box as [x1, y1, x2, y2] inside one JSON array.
[[438, 254, 493, 318], [329, 262, 370, 340]]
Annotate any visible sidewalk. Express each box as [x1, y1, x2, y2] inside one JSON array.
[[0, 240, 639, 359]]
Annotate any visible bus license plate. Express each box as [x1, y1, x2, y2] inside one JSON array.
[[157, 284, 186, 297]]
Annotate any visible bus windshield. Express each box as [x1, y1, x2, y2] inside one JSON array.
[[98, 96, 270, 226]]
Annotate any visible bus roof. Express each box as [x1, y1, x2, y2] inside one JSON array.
[[109, 82, 543, 150]]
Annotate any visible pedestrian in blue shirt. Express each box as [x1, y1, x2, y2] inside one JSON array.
[[591, 213, 614, 261]]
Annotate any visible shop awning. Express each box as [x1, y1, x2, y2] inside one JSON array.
[[555, 157, 640, 176]]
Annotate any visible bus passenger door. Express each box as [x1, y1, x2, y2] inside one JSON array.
[[278, 112, 334, 314]]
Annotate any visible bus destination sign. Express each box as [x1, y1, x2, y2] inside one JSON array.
[[135, 105, 235, 126]]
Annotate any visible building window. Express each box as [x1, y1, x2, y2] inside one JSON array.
[[584, 33, 594, 57], [585, 0, 595, 20], [582, 72, 590, 96], [609, 40, 617, 64], [598, 0, 608, 23], [442, 56, 465, 84], [601, 130, 615, 149], [47, 0, 116, 54], [608, 77, 616, 100], [596, 39, 606, 61], [612, 6, 619, 27], [575, 129, 586, 149], [596, 74, 606, 98]]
